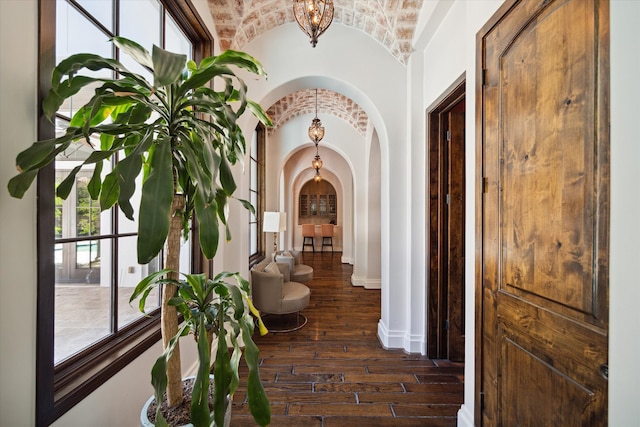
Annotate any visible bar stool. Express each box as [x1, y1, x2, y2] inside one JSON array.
[[321, 224, 334, 252], [301, 224, 315, 252]]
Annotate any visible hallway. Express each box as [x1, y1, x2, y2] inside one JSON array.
[[234, 252, 464, 426]]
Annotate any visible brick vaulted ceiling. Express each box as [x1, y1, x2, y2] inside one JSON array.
[[206, 0, 424, 136], [207, 0, 422, 64], [266, 89, 369, 136]]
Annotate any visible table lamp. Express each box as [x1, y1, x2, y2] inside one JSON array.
[[263, 211, 286, 257]]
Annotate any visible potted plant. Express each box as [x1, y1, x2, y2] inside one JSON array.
[[8, 36, 272, 426], [132, 270, 269, 426]]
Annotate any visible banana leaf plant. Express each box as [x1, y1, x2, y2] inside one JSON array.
[[131, 271, 269, 427], [7, 36, 272, 426]]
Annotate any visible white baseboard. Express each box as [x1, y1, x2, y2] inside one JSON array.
[[378, 321, 426, 354], [351, 275, 365, 287], [377, 320, 405, 349], [351, 275, 381, 289], [457, 404, 474, 427], [405, 334, 426, 354], [363, 279, 381, 289], [341, 255, 353, 264]]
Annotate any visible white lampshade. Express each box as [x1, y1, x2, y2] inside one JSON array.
[[263, 211, 286, 233]]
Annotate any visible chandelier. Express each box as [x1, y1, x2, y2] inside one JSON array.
[[293, 0, 334, 48]]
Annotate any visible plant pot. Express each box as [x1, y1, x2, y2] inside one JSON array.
[[140, 376, 231, 427]]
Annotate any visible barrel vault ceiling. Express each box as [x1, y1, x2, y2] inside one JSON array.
[[205, 0, 425, 134]]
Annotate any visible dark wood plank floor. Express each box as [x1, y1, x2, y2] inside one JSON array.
[[233, 251, 464, 426]]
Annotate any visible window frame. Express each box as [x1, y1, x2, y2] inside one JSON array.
[[36, 1, 213, 425], [249, 123, 266, 267]]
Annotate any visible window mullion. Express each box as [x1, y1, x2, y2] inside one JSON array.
[[39, 0, 208, 424]]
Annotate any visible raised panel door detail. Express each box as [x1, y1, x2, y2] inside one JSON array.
[[499, 0, 598, 315], [478, 0, 609, 425]]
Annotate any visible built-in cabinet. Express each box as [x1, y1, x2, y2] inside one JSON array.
[[298, 180, 337, 224]]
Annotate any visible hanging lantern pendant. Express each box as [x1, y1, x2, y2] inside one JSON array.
[[293, 0, 334, 47], [308, 89, 324, 144]]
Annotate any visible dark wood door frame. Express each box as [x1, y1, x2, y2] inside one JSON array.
[[427, 77, 466, 361]]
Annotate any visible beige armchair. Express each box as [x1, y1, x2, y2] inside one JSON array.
[[250, 260, 310, 332], [275, 249, 313, 282]]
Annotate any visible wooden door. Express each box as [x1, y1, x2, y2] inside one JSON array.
[[427, 82, 465, 362], [428, 83, 465, 362], [446, 102, 465, 362], [476, 0, 609, 425]]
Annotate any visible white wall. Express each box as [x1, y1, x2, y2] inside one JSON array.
[[366, 130, 382, 288], [51, 341, 195, 427], [410, 1, 502, 423], [0, 1, 38, 425], [609, 1, 640, 425]]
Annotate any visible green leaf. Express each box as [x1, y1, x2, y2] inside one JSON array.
[[99, 170, 120, 211], [184, 273, 206, 303], [190, 316, 211, 427], [227, 284, 245, 321], [195, 191, 219, 259], [137, 137, 174, 264], [111, 36, 153, 70], [237, 197, 256, 215], [7, 170, 39, 199], [87, 161, 103, 200], [129, 268, 172, 309], [47, 54, 127, 118], [56, 165, 82, 199], [213, 310, 232, 427], [180, 139, 214, 204], [15, 139, 57, 172], [100, 133, 115, 150], [229, 333, 242, 396], [149, 322, 189, 427], [213, 50, 267, 77], [115, 153, 143, 220], [219, 154, 236, 196], [150, 355, 169, 427], [178, 64, 233, 98], [69, 99, 113, 129], [215, 189, 228, 226], [240, 318, 271, 426], [247, 99, 273, 127], [43, 75, 96, 120], [152, 45, 186, 88], [85, 150, 116, 164]]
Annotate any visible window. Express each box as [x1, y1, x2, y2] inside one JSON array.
[[37, 1, 212, 424], [249, 123, 266, 265]]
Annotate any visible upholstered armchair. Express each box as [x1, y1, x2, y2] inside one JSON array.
[[275, 249, 313, 282], [250, 260, 310, 331]]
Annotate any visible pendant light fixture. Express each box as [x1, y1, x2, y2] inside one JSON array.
[[311, 141, 322, 176], [308, 89, 324, 144], [312, 152, 323, 170], [309, 88, 324, 183], [293, 0, 334, 48]]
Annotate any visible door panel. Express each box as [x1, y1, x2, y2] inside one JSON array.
[[447, 108, 465, 362], [477, 0, 609, 425], [502, 334, 598, 425]]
